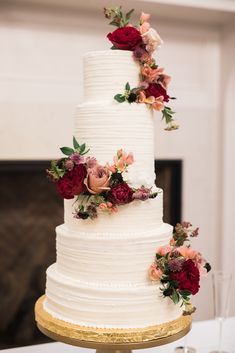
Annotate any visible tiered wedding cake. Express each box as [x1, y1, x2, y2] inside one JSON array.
[[41, 7, 210, 332], [44, 49, 182, 328]]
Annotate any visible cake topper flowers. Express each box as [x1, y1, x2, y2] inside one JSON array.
[[104, 6, 178, 131], [47, 137, 158, 220], [149, 222, 211, 314]]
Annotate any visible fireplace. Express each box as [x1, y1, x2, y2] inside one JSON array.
[[0, 159, 182, 348]]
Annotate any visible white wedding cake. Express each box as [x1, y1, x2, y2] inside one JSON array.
[[37, 8, 211, 336], [43, 49, 182, 328]]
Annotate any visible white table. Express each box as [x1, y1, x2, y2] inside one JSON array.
[[2, 317, 235, 353]]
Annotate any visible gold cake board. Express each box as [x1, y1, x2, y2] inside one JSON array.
[[35, 295, 191, 353]]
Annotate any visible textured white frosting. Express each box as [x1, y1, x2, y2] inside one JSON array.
[[83, 50, 140, 102], [74, 101, 155, 185], [44, 50, 182, 329], [55, 223, 172, 285], [64, 189, 163, 232], [45, 264, 182, 329]]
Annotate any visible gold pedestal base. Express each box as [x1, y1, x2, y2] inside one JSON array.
[[35, 295, 191, 352]]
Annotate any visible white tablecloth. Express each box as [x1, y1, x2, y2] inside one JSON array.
[[2, 317, 235, 353]]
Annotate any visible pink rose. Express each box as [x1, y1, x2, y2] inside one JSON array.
[[84, 165, 110, 194], [149, 264, 163, 281]]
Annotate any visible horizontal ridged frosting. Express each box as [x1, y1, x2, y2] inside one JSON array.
[[56, 223, 173, 285], [83, 50, 140, 102], [45, 264, 182, 329]]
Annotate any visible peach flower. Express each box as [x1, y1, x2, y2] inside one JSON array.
[[152, 96, 164, 111], [141, 67, 158, 82], [99, 202, 118, 214], [157, 245, 172, 256], [140, 12, 150, 23], [112, 149, 134, 172], [84, 165, 110, 194], [178, 246, 199, 260], [138, 90, 147, 103], [149, 264, 163, 282]]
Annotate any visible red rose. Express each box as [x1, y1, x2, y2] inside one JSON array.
[[107, 27, 142, 51], [170, 259, 200, 295], [57, 164, 87, 199], [145, 83, 169, 102], [107, 182, 134, 205]]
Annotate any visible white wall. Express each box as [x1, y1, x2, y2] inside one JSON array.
[[0, 2, 233, 320]]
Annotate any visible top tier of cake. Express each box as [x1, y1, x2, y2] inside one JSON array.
[[83, 50, 140, 102]]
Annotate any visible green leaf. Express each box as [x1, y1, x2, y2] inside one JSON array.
[[60, 147, 74, 156], [73, 136, 80, 150], [180, 290, 192, 297], [79, 143, 86, 154], [109, 19, 120, 27], [125, 82, 130, 91], [114, 94, 126, 103], [125, 8, 134, 20], [171, 290, 180, 304], [110, 45, 118, 50]]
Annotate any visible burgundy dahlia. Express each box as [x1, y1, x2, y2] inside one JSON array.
[[170, 259, 200, 295], [107, 27, 142, 51], [144, 83, 169, 102], [57, 164, 87, 199], [107, 182, 134, 205]]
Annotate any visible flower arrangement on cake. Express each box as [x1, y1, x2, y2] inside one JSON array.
[[104, 6, 178, 131], [149, 222, 211, 314], [47, 137, 158, 220]]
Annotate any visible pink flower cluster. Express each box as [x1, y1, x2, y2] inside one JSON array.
[[48, 138, 158, 220], [148, 221, 211, 313]]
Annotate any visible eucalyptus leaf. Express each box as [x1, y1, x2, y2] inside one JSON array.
[[60, 147, 74, 156]]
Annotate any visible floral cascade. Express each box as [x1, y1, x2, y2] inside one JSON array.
[[104, 6, 178, 131], [149, 222, 211, 314], [47, 137, 158, 220]]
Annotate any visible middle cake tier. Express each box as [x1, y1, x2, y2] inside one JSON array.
[[55, 222, 173, 286], [74, 101, 155, 187]]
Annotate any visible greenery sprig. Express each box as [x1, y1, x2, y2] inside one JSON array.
[[104, 6, 134, 28]]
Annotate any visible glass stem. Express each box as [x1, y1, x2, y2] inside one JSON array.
[[218, 318, 223, 353], [184, 334, 188, 353]]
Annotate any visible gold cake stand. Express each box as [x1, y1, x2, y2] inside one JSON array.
[[35, 295, 191, 353]]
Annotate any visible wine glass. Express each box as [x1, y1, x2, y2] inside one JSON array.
[[210, 271, 232, 353], [174, 333, 196, 353]]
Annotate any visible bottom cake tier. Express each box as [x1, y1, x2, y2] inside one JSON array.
[[44, 264, 182, 329]]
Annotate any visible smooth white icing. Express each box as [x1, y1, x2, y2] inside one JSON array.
[[56, 223, 172, 285], [83, 50, 140, 102], [45, 264, 182, 328]]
